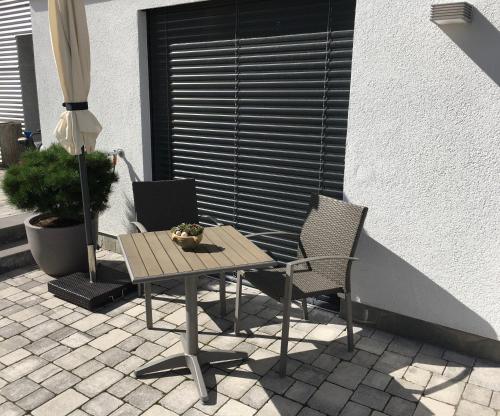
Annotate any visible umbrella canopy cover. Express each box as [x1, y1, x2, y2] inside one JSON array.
[[48, 0, 101, 155]]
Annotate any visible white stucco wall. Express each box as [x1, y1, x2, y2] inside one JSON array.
[[345, 0, 500, 340], [30, 0, 499, 340]]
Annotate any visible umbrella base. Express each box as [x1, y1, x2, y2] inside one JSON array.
[[48, 263, 134, 310]]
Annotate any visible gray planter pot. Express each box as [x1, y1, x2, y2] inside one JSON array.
[[25, 214, 98, 277]]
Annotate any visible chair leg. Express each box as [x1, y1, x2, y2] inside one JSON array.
[[234, 271, 243, 334], [279, 275, 293, 377], [301, 298, 309, 320], [219, 272, 226, 317], [144, 283, 153, 330], [137, 283, 143, 297], [345, 290, 354, 352]]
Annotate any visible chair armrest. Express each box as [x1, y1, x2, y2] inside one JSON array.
[[245, 230, 300, 239], [130, 221, 147, 233], [286, 255, 358, 275], [199, 214, 224, 226]]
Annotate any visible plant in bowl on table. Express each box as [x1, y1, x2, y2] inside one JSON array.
[[171, 223, 204, 249]]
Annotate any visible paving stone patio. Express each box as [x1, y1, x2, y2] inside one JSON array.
[[0, 251, 498, 416]]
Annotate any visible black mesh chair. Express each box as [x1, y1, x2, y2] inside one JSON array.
[[131, 179, 227, 316], [234, 194, 368, 376]]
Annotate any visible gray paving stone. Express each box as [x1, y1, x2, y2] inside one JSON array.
[[309, 381, 352, 416], [351, 384, 390, 411], [311, 352, 340, 371], [293, 363, 329, 387], [455, 400, 496, 416], [32, 388, 88, 416], [108, 377, 142, 398], [0, 322, 27, 338], [73, 359, 106, 379], [462, 382, 493, 406], [297, 407, 326, 416], [443, 361, 472, 381], [413, 397, 455, 416], [0, 401, 25, 416], [48, 326, 78, 342], [29, 363, 62, 383], [256, 395, 302, 416], [384, 396, 416, 416], [125, 384, 163, 411], [22, 320, 64, 341], [216, 398, 256, 416], [443, 350, 475, 367], [351, 350, 378, 368], [387, 337, 421, 357], [361, 369, 391, 390], [89, 328, 131, 351], [218, 370, 259, 399], [328, 361, 368, 390], [373, 351, 412, 378], [42, 370, 81, 394], [116, 335, 144, 352], [54, 345, 101, 371], [20, 336, 52, 355], [60, 332, 93, 348], [241, 384, 273, 410], [40, 344, 71, 361], [413, 352, 447, 374], [404, 365, 432, 387], [108, 404, 142, 416], [355, 336, 388, 355], [82, 392, 123, 416], [339, 401, 370, 416], [76, 367, 123, 397], [425, 373, 466, 405], [0, 355, 47, 381], [469, 360, 500, 391], [491, 391, 500, 410], [0, 347, 31, 365], [96, 347, 130, 367], [143, 405, 178, 415], [0, 376, 39, 401], [387, 378, 424, 402], [133, 341, 164, 360], [17, 387, 55, 412], [285, 380, 316, 403]]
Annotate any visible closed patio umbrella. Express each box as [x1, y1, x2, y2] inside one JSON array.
[[48, 0, 101, 283]]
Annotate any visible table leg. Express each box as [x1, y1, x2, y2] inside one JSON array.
[[144, 283, 153, 329], [134, 274, 248, 403]]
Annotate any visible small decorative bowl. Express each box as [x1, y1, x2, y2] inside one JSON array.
[[171, 231, 203, 249]]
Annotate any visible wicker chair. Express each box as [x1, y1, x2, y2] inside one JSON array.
[[131, 179, 228, 318], [234, 194, 367, 376]]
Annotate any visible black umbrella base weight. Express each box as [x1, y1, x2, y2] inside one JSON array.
[[48, 263, 134, 310]]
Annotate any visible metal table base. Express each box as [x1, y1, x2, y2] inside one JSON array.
[[134, 275, 248, 403]]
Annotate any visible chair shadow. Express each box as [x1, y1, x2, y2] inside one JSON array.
[[136, 280, 498, 414]]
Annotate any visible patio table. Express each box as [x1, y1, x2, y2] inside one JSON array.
[[118, 225, 276, 402]]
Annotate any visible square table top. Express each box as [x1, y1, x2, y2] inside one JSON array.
[[118, 225, 276, 283]]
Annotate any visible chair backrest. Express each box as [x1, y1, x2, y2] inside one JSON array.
[[132, 179, 199, 232], [297, 194, 368, 287]]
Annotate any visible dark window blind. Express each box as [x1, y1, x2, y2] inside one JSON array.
[[148, 0, 356, 263]]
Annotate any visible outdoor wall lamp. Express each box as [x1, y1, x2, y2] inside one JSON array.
[[430, 2, 473, 24]]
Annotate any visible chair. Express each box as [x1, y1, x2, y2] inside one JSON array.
[[233, 194, 367, 376], [131, 179, 228, 317]]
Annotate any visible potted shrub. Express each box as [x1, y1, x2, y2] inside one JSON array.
[[1, 144, 117, 276]]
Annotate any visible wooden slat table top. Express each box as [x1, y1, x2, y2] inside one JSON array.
[[118, 226, 276, 284]]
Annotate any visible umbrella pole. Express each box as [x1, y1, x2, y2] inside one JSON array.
[[77, 147, 97, 283]]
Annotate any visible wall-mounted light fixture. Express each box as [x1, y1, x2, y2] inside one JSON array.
[[431, 2, 473, 24]]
